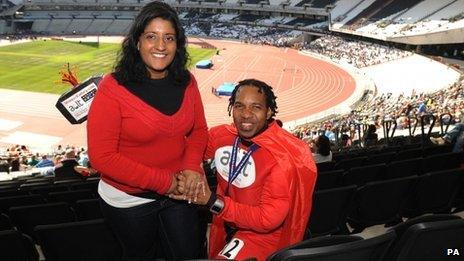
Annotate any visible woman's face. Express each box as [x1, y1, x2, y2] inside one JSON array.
[[138, 17, 177, 79]]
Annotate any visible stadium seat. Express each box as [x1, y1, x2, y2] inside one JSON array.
[[422, 152, 463, 173], [35, 219, 122, 261], [75, 198, 103, 221], [9, 202, 76, 240], [19, 181, 51, 189], [71, 180, 99, 194], [0, 189, 28, 198], [0, 229, 39, 261], [0, 213, 13, 231], [348, 176, 416, 233], [384, 158, 423, 180], [364, 152, 395, 165], [307, 185, 356, 237], [0, 180, 22, 190], [383, 214, 461, 261], [391, 148, 423, 162], [402, 168, 464, 217], [0, 194, 45, 214], [316, 161, 335, 172], [341, 163, 386, 187], [47, 189, 95, 207], [333, 156, 368, 171], [19, 182, 54, 191], [314, 169, 344, 190], [53, 178, 84, 186], [268, 232, 394, 261], [422, 144, 452, 157], [268, 235, 363, 261], [389, 219, 464, 261], [29, 184, 69, 198]]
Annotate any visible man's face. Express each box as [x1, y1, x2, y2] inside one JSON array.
[[232, 85, 272, 139]]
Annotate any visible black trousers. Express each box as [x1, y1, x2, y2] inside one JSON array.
[[100, 197, 206, 261]]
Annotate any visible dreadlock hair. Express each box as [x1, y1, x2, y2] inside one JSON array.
[[227, 79, 278, 119]]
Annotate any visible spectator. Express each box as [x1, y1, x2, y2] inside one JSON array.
[[78, 149, 89, 167], [340, 133, 352, 148], [54, 144, 64, 155], [312, 135, 333, 163], [35, 155, 54, 168], [27, 154, 39, 166], [53, 149, 82, 181], [430, 123, 464, 152], [363, 124, 378, 147], [0, 158, 9, 173]]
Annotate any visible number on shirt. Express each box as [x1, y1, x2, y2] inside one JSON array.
[[219, 238, 244, 259]]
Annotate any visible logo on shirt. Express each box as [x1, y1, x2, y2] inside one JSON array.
[[214, 146, 256, 188]]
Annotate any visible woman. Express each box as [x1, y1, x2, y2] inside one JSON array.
[[312, 135, 332, 163], [87, 2, 208, 260]]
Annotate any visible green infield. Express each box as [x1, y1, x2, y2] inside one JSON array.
[[0, 40, 216, 94]]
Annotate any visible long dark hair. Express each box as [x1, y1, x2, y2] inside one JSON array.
[[113, 1, 189, 86]]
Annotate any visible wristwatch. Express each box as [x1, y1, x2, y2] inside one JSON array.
[[210, 198, 225, 214], [206, 192, 224, 214]]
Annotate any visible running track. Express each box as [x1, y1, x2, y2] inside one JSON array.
[[0, 39, 355, 150]]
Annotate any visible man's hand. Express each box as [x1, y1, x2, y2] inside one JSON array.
[[170, 174, 211, 205]]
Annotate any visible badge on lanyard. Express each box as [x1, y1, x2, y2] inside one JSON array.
[[226, 137, 259, 195]]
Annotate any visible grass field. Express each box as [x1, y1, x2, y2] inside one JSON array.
[[0, 40, 216, 94]]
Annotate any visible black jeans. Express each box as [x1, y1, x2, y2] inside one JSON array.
[[100, 198, 206, 261]]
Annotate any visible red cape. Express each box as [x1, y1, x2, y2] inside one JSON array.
[[209, 121, 317, 257]]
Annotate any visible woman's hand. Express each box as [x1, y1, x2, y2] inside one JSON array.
[[165, 174, 181, 195], [176, 170, 203, 200]]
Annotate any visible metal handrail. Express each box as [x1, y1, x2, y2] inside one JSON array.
[[439, 113, 453, 135]]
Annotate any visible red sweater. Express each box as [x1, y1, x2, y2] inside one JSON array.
[[87, 74, 208, 194]]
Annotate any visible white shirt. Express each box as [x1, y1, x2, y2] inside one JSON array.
[[98, 180, 155, 208]]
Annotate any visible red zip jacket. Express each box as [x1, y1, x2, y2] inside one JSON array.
[[87, 73, 208, 194], [206, 121, 317, 260]]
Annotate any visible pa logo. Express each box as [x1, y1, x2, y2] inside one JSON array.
[[446, 248, 460, 256]]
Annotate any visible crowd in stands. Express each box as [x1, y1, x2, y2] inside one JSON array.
[[293, 77, 464, 148], [302, 35, 412, 68], [184, 21, 300, 47], [4, 75, 462, 172], [0, 32, 38, 41], [0, 144, 93, 178]]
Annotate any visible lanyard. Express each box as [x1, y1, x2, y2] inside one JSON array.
[[226, 136, 259, 195]]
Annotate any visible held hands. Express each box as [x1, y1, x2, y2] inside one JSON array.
[[168, 170, 211, 205], [166, 174, 182, 195]]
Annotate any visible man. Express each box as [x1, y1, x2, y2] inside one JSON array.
[[172, 79, 317, 260], [430, 122, 464, 152], [54, 149, 83, 181], [35, 155, 54, 168]]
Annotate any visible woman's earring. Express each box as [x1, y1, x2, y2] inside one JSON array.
[[137, 43, 140, 51]]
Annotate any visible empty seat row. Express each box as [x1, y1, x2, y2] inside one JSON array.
[[308, 168, 464, 235], [0, 219, 121, 261], [0, 178, 98, 198], [0, 189, 98, 215], [271, 214, 464, 261], [330, 143, 453, 167], [316, 153, 463, 190], [0, 199, 103, 233]]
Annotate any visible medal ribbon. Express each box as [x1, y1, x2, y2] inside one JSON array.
[[226, 136, 259, 195]]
